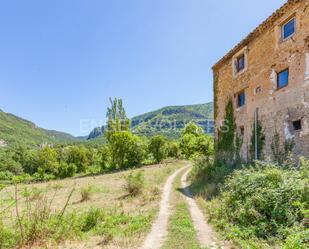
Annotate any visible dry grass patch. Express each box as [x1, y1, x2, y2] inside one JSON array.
[[0, 160, 187, 249]]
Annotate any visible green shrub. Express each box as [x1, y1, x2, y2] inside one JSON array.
[[167, 142, 180, 159], [148, 135, 168, 163], [109, 131, 145, 169], [98, 145, 110, 172], [125, 171, 145, 196], [81, 208, 104, 232], [0, 171, 14, 181], [205, 161, 309, 247], [57, 162, 77, 179], [179, 122, 214, 159], [189, 156, 236, 199], [0, 219, 17, 249]]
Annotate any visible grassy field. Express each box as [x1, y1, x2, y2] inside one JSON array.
[[0, 160, 187, 249]]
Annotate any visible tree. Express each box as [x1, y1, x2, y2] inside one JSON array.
[[64, 145, 90, 173], [180, 122, 214, 159], [98, 145, 110, 172], [109, 131, 145, 169], [148, 135, 168, 163], [167, 141, 180, 159], [36, 146, 59, 176], [181, 121, 204, 137], [106, 98, 130, 140]]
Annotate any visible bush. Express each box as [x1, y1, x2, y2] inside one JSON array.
[[125, 171, 145, 196], [179, 122, 214, 159], [64, 146, 91, 173], [80, 185, 94, 202], [81, 208, 104, 232], [148, 135, 168, 163], [98, 145, 110, 172], [57, 162, 77, 179], [109, 131, 145, 169], [167, 141, 180, 159], [205, 160, 309, 247], [0, 171, 14, 181]]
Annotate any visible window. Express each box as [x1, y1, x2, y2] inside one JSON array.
[[277, 69, 289, 89], [236, 54, 245, 73], [237, 91, 246, 107], [240, 126, 245, 136], [282, 18, 295, 40], [255, 86, 262, 94], [292, 119, 302, 131]]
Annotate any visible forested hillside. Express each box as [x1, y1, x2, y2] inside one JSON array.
[[0, 109, 80, 148], [87, 102, 214, 140]]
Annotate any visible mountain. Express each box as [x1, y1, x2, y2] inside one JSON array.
[[0, 109, 81, 149], [87, 102, 214, 140], [131, 102, 214, 138]]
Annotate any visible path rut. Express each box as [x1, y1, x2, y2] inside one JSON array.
[[140, 165, 189, 249], [181, 169, 229, 249]]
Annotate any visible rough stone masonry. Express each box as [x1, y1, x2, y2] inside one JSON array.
[[213, 0, 309, 161]]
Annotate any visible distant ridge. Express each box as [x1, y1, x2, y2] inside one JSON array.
[[0, 109, 81, 148], [87, 102, 214, 140]]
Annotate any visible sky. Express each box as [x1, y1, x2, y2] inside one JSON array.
[[0, 0, 286, 136]]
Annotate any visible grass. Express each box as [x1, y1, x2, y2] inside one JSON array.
[[162, 170, 202, 249], [0, 160, 187, 248]]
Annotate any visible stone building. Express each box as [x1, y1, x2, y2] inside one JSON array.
[[213, 0, 309, 161]]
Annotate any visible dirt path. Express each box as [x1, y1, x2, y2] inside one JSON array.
[[140, 165, 189, 249], [181, 169, 229, 249]]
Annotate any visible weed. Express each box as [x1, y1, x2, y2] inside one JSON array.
[[80, 185, 94, 202], [125, 171, 145, 196]]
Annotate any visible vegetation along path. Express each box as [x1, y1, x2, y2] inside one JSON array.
[[140, 165, 190, 249]]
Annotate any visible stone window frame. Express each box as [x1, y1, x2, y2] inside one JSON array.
[[232, 46, 248, 78], [292, 119, 302, 132], [279, 15, 297, 43], [235, 89, 246, 110], [277, 68, 289, 90]]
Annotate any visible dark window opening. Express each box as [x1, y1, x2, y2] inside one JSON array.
[[292, 119, 302, 131], [282, 18, 295, 40], [238, 91, 246, 107], [255, 86, 262, 94], [240, 126, 245, 136], [277, 69, 289, 89], [236, 54, 245, 73]]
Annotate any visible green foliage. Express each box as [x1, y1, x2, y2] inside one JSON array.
[[57, 162, 77, 179], [179, 122, 214, 159], [109, 131, 145, 169], [80, 208, 103, 232], [106, 98, 130, 140], [36, 146, 59, 176], [0, 171, 14, 181], [98, 145, 110, 172], [204, 160, 309, 248], [64, 145, 91, 173], [216, 99, 237, 165], [167, 142, 180, 159], [148, 135, 168, 163], [189, 156, 235, 199], [125, 171, 145, 196], [0, 109, 80, 149], [131, 102, 213, 139], [271, 131, 295, 165]]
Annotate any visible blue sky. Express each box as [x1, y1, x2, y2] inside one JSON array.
[[0, 0, 286, 136]]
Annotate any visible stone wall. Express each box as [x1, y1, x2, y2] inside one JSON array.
[[214, 0, 309, 160]]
